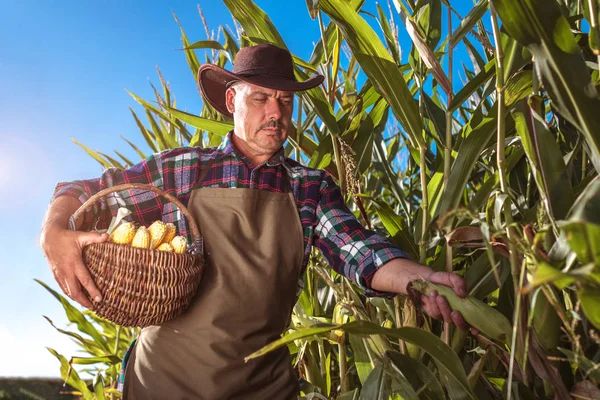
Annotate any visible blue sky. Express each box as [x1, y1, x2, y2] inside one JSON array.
[[0, 0, 478, 377]]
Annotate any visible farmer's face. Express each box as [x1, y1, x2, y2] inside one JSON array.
[[225, 82, 294, 157]]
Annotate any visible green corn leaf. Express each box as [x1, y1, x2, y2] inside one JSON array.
[[449, 60, 495, 113], [439, 111, 497, 217], [93, 372, 106, 400], [309, 22, 337, 67], [114, 150, 134, 167], [376, 3, 401, 64], [120, 136, 147, 161], [71, 355, 122, 365], [47, 347, 93, 399], [373, 201, 419, 260], [512, 97, 573, 219], [492, 0, 600, 172], [164, 106, 233, 136], [337, 389, 360, 400], [558, 348, 600, 381], [396, 6, 451, 95], [320, 0, 425, 149], [173, 12, 201, 81], [359, 363, 392, 400], [43, 316, 105, 356], [349, 334, 375, 384], [185, 39, 225, 51], [129, 108, 158, 153], [246, 321, 474, 398], [385, 351, 446, 400], [97, 151, 125, 170], [220, 27, 239, 62], [145, 110, 176, 150], [450, 0, 489, 48], [71, 138, 112, 169], [36, 280, 111, 354]]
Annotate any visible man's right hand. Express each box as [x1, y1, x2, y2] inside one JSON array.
[[41, 199, 109, 308]]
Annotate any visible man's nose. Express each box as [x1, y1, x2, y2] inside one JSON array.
[[265, 99, 283, 120]]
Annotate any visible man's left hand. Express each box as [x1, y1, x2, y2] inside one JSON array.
[[370, 258, 472, 332]]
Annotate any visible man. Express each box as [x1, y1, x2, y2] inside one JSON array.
[[41, 44, 469, 399]]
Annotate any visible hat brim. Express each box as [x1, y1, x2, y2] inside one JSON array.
[[197, 64, 324, 119]]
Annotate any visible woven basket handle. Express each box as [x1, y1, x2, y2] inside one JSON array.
[[70, 183, 203, 254]]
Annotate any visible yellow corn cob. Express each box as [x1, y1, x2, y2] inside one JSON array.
[[162, 223, 177, 246], [411, 280, 512, 344], [148, 221, 167, 249], [157, 243, 173, 252], [109, 222, 136, 245], [131, 226, 151, 249], [170, 236, 187, 254]]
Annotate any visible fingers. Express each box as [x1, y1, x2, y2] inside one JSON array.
[[421, 293, 442, 320], [74, 262, 102, 304], [421, 292, 472, 333], [63, 275, 93, 308], [451, 311, 470, 331], [436, 295, 454, 323], [77, 232, 109, 247], [429, 272, 467, 298]]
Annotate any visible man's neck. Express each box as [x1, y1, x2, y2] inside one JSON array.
[[231, 133, 276, 166]]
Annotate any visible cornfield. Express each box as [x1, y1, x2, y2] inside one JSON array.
[[40, 0, 600, 398]]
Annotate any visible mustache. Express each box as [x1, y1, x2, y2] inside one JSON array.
[[259, 119, 283, 130]]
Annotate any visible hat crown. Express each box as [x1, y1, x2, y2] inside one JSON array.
[[232, 44, 295, 80]]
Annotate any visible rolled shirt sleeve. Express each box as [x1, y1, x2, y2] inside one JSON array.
[[313, 173, 410, 297], [51, 148, 192, 231]]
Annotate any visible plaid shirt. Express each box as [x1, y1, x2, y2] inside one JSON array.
[[53, 132, 408, 297]]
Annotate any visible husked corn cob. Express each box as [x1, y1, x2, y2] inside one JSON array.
[[162, 223, 177, 246], [411, 280, 512, 343], [109, 222, 136, 245], [148, 221, 167, 249], [131, 226, 151, 249], [171, 236, 187, 254], [157, 243, 173, 252]]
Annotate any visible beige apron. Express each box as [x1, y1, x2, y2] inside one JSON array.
[[123, 164, 305, 399]]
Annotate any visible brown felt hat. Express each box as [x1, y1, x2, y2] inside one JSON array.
[[197, 44, 324, 119]]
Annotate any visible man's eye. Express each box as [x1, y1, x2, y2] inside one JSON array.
[[281, 99, 293, 106], [254, 98, 267, 103]]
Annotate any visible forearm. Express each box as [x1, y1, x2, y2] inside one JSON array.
[[370, 258, 434, 295], [41, 196, 83, 242]]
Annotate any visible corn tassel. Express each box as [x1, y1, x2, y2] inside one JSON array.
[[109, 222, 136, 245], [411, 280, 512, 344], [148, 221, 167, 249], [131, 226, 151, 249], [171, 236, 187, 254]]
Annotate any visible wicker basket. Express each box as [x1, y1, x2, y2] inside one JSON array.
[[70, 183, 204, 328]]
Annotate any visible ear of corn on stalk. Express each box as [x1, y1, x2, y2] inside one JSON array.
[[148, 221, 167, 249], [157, 243, 173, 252], [410, 280, 512, 344], [171, 236, 187, 254], [131, 226, 151, 249], [109, 222, 136, 245], [402, 298, 422, 359]]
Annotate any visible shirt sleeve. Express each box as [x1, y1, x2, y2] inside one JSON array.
[[313, 172, 410, 297], [51, 147, 197, 231]]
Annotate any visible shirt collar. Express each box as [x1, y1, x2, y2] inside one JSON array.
[[217, 131, 287, 167]]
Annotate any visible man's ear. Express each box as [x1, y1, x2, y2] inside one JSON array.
[[225, 87, 236, 113]]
